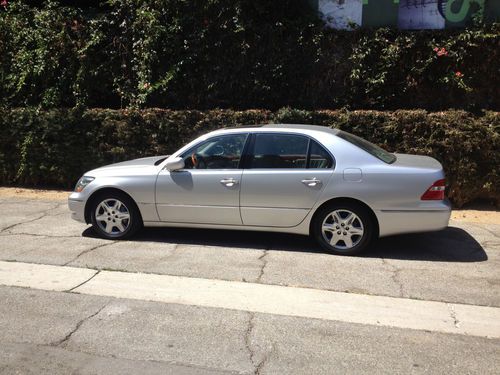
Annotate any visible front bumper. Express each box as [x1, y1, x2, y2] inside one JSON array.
[[68, 193, 86, 223]]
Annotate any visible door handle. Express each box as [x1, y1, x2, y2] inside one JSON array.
[[220, 178, 239, 187], [301, 178, 322, 187]]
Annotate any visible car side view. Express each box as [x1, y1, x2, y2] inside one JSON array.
[[68, 124, 451, 255]]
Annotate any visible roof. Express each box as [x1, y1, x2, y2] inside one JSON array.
[[262, 123, 340, 135]]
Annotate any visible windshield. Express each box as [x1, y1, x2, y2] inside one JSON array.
[[336, 131, 397, 164]]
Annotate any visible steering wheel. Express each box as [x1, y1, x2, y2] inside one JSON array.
[[191, 153, 207, 169]]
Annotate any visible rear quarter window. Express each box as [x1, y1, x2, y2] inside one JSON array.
[[336, 131, 396, 164]]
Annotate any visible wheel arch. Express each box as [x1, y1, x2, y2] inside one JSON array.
[[84, 187, 143, 225], [309, 197, 380, 238]]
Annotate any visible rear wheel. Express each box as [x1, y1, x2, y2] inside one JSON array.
[[90, 192, 142, 239], [312, 202, 374, 255]]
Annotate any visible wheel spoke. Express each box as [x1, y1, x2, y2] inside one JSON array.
[[115, 212, 130, 220], [343, 235, 353, 248], [113, 200, 122, 211], [322, 223, 335, 232], [331, 211, 342, 224], [349, 227, 364, 236], [104, 220, 114, 233], [115, 221, 125, 232], [329, 233, 341, 246], [101, 201, 112, 213], [344, 213, 355, 225], [95, 214, 108, 222]]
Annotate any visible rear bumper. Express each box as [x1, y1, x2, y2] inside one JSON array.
[[376, 201, 451, 237], [68, 195, 86, 223]]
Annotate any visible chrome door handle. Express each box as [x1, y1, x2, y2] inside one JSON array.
[[301, 178, 322, 187], [220, 178, 239, 187]]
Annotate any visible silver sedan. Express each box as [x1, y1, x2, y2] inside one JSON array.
[[68, 124, 451, 255]]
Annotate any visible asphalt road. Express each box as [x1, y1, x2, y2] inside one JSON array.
[[0, 196, 499, 374]]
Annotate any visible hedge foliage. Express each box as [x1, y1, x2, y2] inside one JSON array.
[[1, 1, 499, 111], [0, 107, 498, 207]]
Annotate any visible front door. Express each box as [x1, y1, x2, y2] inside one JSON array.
[[240, 133, 334, 227], [156, 133, 249, 225]]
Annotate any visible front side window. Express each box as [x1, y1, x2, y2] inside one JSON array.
[[248, 134, 309, 169], [181, 134, 248, 169]]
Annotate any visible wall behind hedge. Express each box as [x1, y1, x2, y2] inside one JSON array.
[[1, 1, 499, 111], [0, 107, 498, 207]]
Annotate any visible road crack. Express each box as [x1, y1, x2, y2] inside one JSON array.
[[244, 312, 273, 375], [63, 241, 118, 266], [65, 270, 101, 292], [447, 304, 461, 329], [256, 249, 269, 283], [381, 258, 404, 298], [0, 202, 62, 234], [51, 302, 108, 347]]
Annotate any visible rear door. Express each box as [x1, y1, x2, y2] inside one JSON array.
[[240, 133, 334, 227]]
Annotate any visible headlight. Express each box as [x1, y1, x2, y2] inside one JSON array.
[[74, 176, 95, 192]]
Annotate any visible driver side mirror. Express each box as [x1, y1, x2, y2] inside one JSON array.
[[165, 157, 185, 172]]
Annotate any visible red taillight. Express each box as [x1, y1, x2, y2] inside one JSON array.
[[421, 179, 446, 200]]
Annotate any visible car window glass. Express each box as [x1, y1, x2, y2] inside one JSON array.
[[249, 134, 308, 169], [181, 134, 248, 169], [308, 140, 333, 169], [336, 130, 396, 164]]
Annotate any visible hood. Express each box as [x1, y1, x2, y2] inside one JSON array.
[[86, 155, 169, 176]]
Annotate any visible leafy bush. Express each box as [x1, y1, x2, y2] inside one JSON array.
[[0, 107, 498, 207], [0, 1, 499, 110]]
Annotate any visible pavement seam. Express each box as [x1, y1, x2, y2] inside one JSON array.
[[51, 301, 109, 348], [5, 340, 239, 374], [466, 222, 500, 240], [66, 270, 101, 292], [1, 258, 498, 308], [0, 232, 82, 238], [63, 241, 118, 266]]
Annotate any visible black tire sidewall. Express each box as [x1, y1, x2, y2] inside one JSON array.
[[90, 192, 141, 239], [313, 202, 373, 255]]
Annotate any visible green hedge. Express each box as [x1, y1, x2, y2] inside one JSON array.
[[0, 107, 498, 207], [1, 1, 499, 111]]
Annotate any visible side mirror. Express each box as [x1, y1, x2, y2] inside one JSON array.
[[165, 157, 185, 172]]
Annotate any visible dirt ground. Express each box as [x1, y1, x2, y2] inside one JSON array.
[[1, 187, 499, 225]]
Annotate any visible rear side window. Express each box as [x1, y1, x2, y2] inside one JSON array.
[[249, 134, 308, 169], [309, 140, 333, 169], [336, 130, 396, 164], [247, 134, 333, 169]]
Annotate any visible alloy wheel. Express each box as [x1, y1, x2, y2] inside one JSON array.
[[95, 198, 131, 236], [321, 209, 364, 250]]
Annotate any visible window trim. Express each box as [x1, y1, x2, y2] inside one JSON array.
[[242, 132, 335, 170]]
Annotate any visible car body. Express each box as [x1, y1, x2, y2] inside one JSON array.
[[68, 124, 451, 254]]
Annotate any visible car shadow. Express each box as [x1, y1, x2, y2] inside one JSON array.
[[82, 225, 487, 262]]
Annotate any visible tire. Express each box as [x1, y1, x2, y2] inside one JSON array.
[[312, 201, 374, 255], [90, 191, 142, 240]]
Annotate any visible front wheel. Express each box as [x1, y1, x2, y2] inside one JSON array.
[[90, 192, 142, 239], [312, 202, 374, 255]]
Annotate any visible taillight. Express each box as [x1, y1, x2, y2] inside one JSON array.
[[421, 179, 446, 200]]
